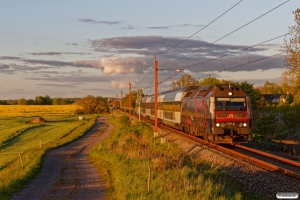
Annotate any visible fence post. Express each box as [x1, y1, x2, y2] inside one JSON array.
[[19, 154, 24, 167], [148, 165, 151, 192]]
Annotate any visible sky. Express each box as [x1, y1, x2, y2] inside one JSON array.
[[0, 0, 299, 99]]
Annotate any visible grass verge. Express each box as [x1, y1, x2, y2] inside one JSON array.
[[88, 113, 264, 200], [0, 116, 97, 200]]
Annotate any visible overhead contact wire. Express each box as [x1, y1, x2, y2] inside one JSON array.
[[156, 0, 243, 55], [159, 0, 290, 68]]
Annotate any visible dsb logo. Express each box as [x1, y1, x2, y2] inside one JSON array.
[[227, 114, 234, 118]]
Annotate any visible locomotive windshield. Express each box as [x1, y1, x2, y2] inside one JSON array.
[[215, 97, 246, 110]]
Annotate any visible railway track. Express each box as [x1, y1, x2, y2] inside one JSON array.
[[132, 114, 300, 180]]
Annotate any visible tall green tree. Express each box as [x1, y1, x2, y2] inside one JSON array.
[[283, 9, 300, 103], [18, 98, 27, 105], [198, 77, 221, 87], [44, 95, 52, 105], [171, 74, 199, 89], [284, 9, 300, 77], [260, 81, 283, 94], [35, 96, 44, 105], [235, 81, 262, 110], [76, 95, 108, 114]]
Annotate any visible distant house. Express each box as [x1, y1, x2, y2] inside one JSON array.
[[262, 94, 282, 104], [262, 94, 291, 106]]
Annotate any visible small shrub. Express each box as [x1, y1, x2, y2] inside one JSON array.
[[119, 115, 130, 128]]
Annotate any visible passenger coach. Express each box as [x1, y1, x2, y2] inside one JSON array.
[[136, 84, 252, 144]]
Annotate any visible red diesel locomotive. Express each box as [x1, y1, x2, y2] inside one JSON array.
[[137, 84, 252, 144]]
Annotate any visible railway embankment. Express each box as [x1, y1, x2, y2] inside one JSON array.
[[88, 112, 264, 200]]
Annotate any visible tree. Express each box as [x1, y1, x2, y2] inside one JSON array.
[[122, 91, 137, 108], [198, 77, 221, 87], [171, 74, 199, 89], [283, 9, 300, 103], [235, 81, 262, 110], [35, 96, 44, 105], [18, 98, 27, 105], [52, 98, 62, 105], [76, 95, 108, 114], [44, 95, 52, 105], [260, 81, 283, 94], [26, 99, 35, 105], [95, 96, 109, 113], [284, 9, 300, 77]]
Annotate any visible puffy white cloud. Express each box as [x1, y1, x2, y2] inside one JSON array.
[[111, 79, 135, 89], [101, 57, 146, 74]]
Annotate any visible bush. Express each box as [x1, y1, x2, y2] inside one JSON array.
[[119, 115, 130, 128]]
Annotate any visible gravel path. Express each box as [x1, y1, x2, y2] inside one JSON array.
[[13, 116, 114, 200]]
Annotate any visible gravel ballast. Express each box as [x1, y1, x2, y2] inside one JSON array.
[[158, 129, 300, 198], [13, 117, 113, 200]]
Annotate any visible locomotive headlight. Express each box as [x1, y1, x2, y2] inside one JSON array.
[[228, 92, 233, 96], [216, 123, 220, 127], [221, 123, 225, 127], [243, 123, 247, 127]]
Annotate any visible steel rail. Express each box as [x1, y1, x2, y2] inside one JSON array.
[[235, 144, 300, 168], [128, 113, 300, 179]]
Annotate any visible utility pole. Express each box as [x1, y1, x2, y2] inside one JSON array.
[[129, 81, 132, 115], [120, 89, 123, 110], [154, 56, 158, 135], [138, 88, 142, 122], [116, 94, 118, 108]]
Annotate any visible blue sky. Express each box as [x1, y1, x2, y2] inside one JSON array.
[[0, 0, 299, 99]]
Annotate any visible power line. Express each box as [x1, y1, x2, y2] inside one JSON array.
[[181, 31, 291, 70], [159, 52, 286, 85], [133, 0, 244, 87], [159, 0, 290, 69], [134, 57, 154, 81], [158, 31, 290, 84], [156, 0, 243, 55], [221, 52, 286, 72]]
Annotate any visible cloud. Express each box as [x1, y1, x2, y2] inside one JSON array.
[[65, 43, 79, 46], [28, 52, 91, 56], [0, 63, 14, 74], [0, 56, 21, 61], [36, 84, 76, 88], [0, 63, 9, 69], [29, 52, 62, 56], [111, 80, 131, 89], [72, 60, 103, 69], [148, 26, 170, 29], [88, 36, 266, 57], [177, 24, 205, 27], [78, 18, 121, 25], [100, 57, 147, 74], [121, 25, 136, 30]]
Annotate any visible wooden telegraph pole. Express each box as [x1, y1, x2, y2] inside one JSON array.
[[116, 94, 118, 108], [154, 56, 158, 136], [129, 81, 132, 115], [120, 89, 123, 110]]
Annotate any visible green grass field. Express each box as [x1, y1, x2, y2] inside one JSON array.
[[0, 106, 97, 199]]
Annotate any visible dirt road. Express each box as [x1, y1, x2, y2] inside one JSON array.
[[13, 116, 114, 200]]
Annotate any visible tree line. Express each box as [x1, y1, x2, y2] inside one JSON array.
[[0, 95, 80, 105]]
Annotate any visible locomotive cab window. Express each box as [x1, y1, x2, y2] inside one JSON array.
[[215, 98, 246, 109]]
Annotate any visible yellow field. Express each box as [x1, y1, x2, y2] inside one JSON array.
[[0, 105, 78, 116]]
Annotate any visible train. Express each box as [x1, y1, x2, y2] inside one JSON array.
[[135, 84, 252, 144]]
